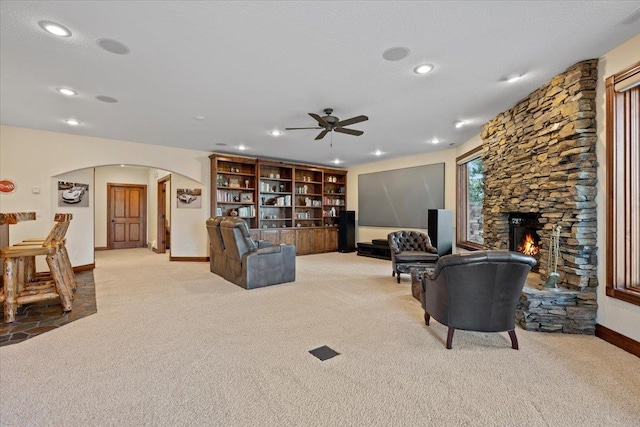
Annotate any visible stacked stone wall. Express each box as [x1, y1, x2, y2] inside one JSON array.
[[480, 59, 598, 334]]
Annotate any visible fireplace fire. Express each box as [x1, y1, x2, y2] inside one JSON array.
[[509, 213, 541, 272], [518, 232, 540, 256]]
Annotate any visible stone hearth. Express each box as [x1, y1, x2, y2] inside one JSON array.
[[480, 59, 598, 334]]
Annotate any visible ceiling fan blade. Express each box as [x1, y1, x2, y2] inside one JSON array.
[[309, 113, 330, 129], [334, 127, 364, 136], [284, 127, 323, 130], [315, 129, 329, 140], [335, 115, 368, 128]]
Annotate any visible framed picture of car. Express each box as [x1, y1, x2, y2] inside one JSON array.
[[58, 181, 90, 207], [177, 188, 202, 209]]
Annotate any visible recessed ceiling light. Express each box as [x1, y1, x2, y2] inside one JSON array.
[[39, 21, 71, 37], [238, 145, 247, 151], [96, 95, 118, 103], [414, 64, 434, 74], [373, 150, 384, 156], [502, 73, 523, 83], [120, 164, 125, 167], [382, 46, 410, 61], [430, 138, 441, 144], [57, 87, 77, 96], [97, 38, 130, 55], [65, 119, 80, 126], [454, 120, 466, 129], [270, 130, 282, 137], [332, 159, 342, 164], [194, 115, 205, 121]]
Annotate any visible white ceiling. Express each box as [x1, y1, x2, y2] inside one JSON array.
[[1, 1, 639, 167]]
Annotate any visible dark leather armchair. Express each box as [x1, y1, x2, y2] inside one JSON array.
[[388, 231, 439, 283], [218, 217, 296, 289], [420, 250, 536, 349]]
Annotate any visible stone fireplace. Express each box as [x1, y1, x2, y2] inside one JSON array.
[[480, 59, 598, 334]]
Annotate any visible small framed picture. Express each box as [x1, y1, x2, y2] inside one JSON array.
[[216, 207, 222, 216], [240, 192, 253, 203], [229, 178, 240, 188]]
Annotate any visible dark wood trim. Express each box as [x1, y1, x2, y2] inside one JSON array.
[[73, 263, 95, 272], [606, 287, 640, 306], [606, 64, 640, 307], [169, 256, 210, 262], [156, 175, 171, 254], [595, 324, 640, 358], [94, 246, 109, 251], [456, 145, 484, 250], [152, 247, 161, 254], [455, 145, 483, 163], [611, 60, 640, 87]]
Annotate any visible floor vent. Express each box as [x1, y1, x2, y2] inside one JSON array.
[[309, 345, 340, 361]]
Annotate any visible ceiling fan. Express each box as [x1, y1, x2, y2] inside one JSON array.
[[285, 108, 368, 141]]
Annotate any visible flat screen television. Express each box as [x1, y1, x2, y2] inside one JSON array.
[[358, 163, 445, 228]]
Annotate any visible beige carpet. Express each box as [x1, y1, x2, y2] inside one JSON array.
[[1, 248, 638, 426]]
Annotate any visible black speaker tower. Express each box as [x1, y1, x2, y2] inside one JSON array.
[[338, 210, 356, 253], [427, 209, 453, 256]]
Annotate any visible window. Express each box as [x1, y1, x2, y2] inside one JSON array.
[[606, 61, 640, 306], [456, 146, 484, 250]]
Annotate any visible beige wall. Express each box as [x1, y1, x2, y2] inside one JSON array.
[[347, 134, 482, 248], [595, 33, 640, 342], [0, 126, 211, 265]]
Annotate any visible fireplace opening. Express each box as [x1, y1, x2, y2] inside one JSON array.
[[509, 213, 541, 272]]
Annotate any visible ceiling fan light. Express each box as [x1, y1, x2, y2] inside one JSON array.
[[270, 130, 282, 137], [414, 64, 434, 74]]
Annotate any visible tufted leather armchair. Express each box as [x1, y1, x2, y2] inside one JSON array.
[[218, 217, 295, 289], [388, 231, 439, 283], [420, 250, 536, 349]]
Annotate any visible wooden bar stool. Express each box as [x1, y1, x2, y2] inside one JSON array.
[[1, 216, 74, 323], [14, 214, 76, 293]]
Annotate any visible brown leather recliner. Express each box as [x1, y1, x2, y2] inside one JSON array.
[[218, 217, 296, 289], [420, 250, 536, 349], [388, 231, 439, 283]]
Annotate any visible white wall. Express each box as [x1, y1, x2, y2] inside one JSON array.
[[347, 135, 482, 246], [595, 33, 640, 342], [0, 126, 211, 265]]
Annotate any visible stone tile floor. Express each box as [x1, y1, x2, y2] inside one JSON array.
[[0, 271, 96, 347]]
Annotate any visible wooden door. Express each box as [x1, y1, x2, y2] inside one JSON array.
[[108, 184, 147, 249]]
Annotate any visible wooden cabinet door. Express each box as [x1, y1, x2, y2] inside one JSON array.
[[311, 228, 325, 253], [280, 229, 296, 246], [108, 184, 146, 249], [325, 227, 339, 252], [295, 228, 314, 255], [259, 229, 280, 246]]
